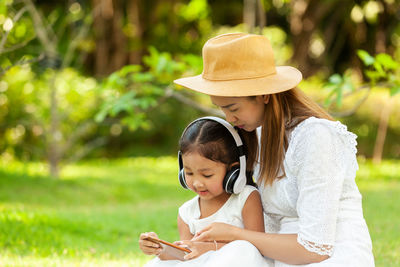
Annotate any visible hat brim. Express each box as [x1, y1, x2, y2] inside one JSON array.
[[173, 66, 302, 96]]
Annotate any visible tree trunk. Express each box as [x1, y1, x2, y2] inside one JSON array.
[[243, 0, 256, 33], [92, 0, 113, 76], [256, 0, 265, 34], [111, 0, 127, 71], [290, 0, 336, 77], [49, 75, 60, 178], [372, 97, 392, 164], [127, 0, 142, 64]]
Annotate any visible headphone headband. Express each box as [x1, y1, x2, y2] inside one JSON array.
[[179, 116, 247, 194]]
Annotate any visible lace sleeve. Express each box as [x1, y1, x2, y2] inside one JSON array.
[[290, 121, 349, 256]]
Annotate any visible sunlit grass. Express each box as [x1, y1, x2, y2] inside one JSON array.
[[0, 157, 399, 266]]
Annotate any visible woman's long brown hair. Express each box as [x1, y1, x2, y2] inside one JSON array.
[[257, 87, 333, 185]]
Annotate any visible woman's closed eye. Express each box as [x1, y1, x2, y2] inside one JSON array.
[[203, 174, 213, 178]]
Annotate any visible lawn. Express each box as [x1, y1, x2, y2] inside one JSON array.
[[0, 157, 399, 266]]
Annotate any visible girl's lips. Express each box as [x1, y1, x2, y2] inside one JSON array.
[[237, 125, 245, 129], [198, 190, 208, 196]]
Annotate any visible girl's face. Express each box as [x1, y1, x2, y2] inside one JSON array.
[[210, 95, 268, 132], [182, 151, 229, 201]]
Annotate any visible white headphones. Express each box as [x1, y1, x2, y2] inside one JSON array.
[[178, 116, 247, 194]]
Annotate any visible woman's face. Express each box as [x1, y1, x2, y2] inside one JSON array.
[[210, 95, 267, 132]]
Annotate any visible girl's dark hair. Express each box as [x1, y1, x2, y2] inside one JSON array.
[[179, 119, 257, 187]]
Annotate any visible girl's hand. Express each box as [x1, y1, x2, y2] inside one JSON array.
[[192, 222, 237, 242], [175, 240, 215, 260], [138, 232, 163, 255]]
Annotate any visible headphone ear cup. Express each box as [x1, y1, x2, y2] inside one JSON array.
[[179, 169, 189, 189], [223, 166, 240, 194], [178, 151, 189, 189]]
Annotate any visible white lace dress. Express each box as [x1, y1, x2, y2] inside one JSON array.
[[143, 186, 273, 267], [255, 117, 374, 266]]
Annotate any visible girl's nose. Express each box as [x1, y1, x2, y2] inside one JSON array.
[[193, 179, 204, 188]]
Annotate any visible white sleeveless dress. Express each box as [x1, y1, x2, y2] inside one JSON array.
[[143, 185, 273, 267], [255, 117, 374, 266]]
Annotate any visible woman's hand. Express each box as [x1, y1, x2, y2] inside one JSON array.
[[192, 222, 238, 243], [175, 240, 215, 260], [138, 232, 163, 256]]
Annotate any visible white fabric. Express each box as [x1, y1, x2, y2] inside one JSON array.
[[144, 240, 273, 267], [255, 117, 374, 266], [143, 185, 273, 267], [179, 185, 256, 235]]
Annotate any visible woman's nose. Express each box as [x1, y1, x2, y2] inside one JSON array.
[[225, 112, 236, 124]]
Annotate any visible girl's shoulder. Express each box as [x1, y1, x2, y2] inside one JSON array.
[[223, 185, 258, 214], [235, 185, 258, 202], [178, 196, 200, 222]]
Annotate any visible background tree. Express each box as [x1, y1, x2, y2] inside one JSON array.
[[1, 0, 399, 177]]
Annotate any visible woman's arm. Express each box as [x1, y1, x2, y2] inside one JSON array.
[[233, 228, 329, 264], [193, 224, 329, 265]]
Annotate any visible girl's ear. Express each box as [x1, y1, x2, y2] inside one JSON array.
[[229, 162, 240, 170], [263, 95, 270, 104]]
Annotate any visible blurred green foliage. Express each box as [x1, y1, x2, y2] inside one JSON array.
[[324, 50, 400, 109], [95, 47, 202, 131], [0, 65, 99, 161]]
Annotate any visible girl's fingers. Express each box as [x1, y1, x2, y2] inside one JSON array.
[[139, 232, 161, 248]]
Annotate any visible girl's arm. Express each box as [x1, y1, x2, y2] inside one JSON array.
[[178, 214, 194, 240], [241, 190, 264, 232], [193, 223, 329, 264], [181, 190, 265, 260]]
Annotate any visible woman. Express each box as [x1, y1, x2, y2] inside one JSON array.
[[174, 33, 374, 266]]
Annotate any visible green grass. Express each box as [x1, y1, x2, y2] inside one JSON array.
[[0, 157, 399, 266]]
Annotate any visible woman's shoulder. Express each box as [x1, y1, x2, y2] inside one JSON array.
[[286, 117, 359, 178], [290, 117, 357, 153]]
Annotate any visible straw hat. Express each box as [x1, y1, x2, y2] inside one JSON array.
[[174, 33, 302, 96]]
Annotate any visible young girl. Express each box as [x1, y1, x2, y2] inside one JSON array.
[[139, 116, 271, 266], [174, 33, 374, 266]]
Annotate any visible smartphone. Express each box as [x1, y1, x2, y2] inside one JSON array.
[[144, 236, 191, 261]]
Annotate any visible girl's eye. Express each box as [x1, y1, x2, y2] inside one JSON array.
[[229, 108, 238, 112], [185, 172, 193, 176], [203, 174, 213, 178]]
